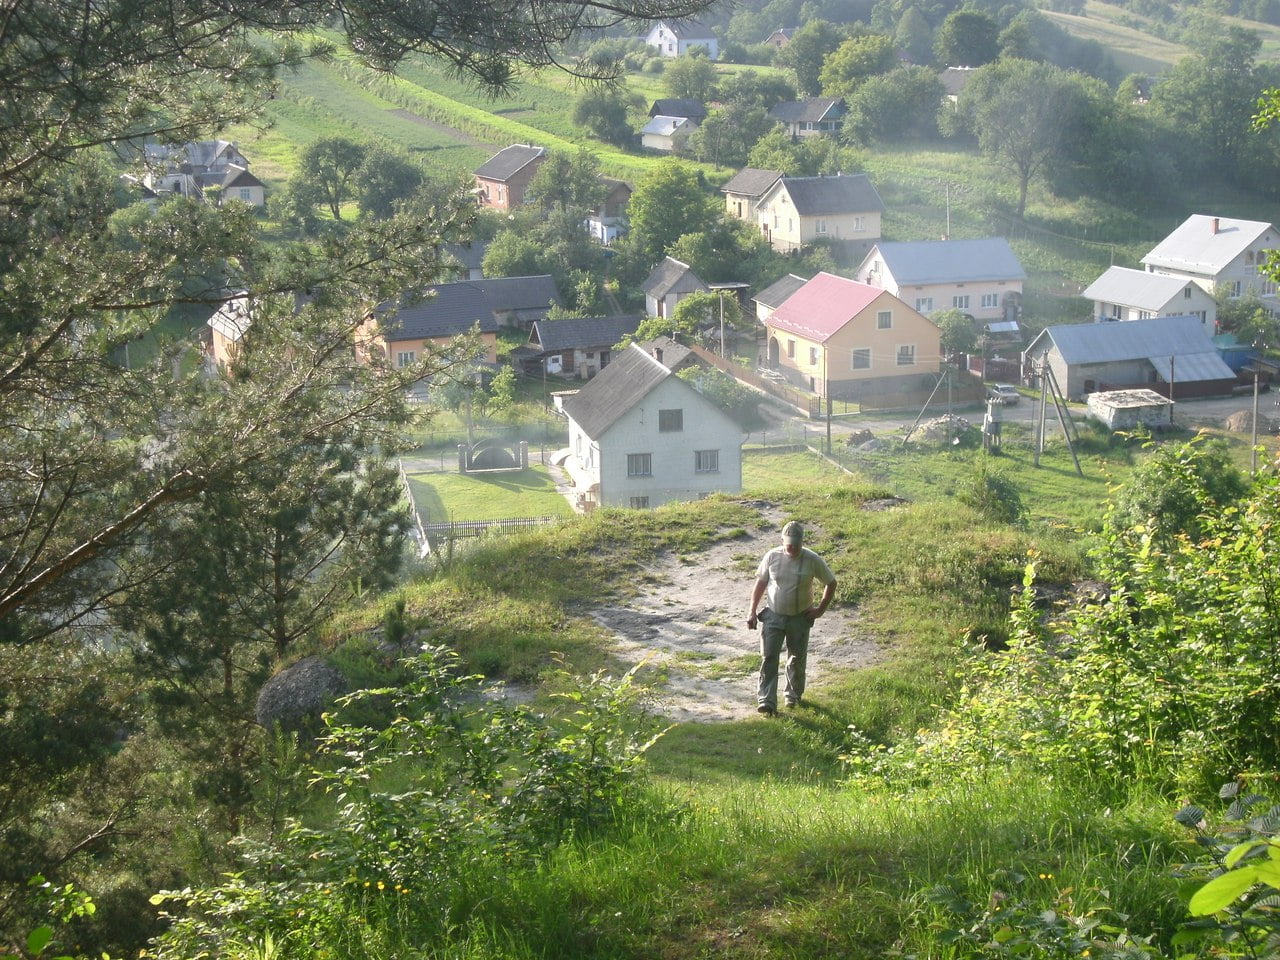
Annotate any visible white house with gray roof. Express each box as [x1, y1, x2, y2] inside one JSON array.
[[1082, 266, 1218, 329], [767, 98, 847, 138], [1141, 215, 1279, 310], [754, 173, 884, 255], [853, 238, 1025, 322], [1023, 314, 1237, 401], [559, 344, 742, 510], [722, 167, 783, 222], [642, 257, 709, 319], [644, 20, 718, 58], [641, 115, 698, 152]]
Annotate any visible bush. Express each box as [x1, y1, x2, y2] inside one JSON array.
[[955, 456, 1026, 525]]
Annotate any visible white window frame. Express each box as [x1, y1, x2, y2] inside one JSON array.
[[627, 453, 652, 477], [980, 293, 998, 308], [953, 295, 970, 310], [816, 218, 827, 234], [694, 449, 719, 473], [396, 350, 416, 367], [877, 310, 892, 330], [915, 297, 934, 312]]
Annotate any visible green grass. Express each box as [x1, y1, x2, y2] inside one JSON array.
[[406, 465, 573, 522]]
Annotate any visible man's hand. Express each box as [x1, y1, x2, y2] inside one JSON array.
[[804, 606, 823, 622], [747, 613, 759, 630]]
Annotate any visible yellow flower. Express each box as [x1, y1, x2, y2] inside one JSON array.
[[377, 881, 386, 890]]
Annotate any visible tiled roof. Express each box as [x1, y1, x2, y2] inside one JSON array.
[[530, 315, 642, 351], [776, 174, 884, 216], [721, 167, 783, 197], [768, 98, 845, 123], [649, 99, 707, 120], [560, 345, 674, 438], [753, 273, 808, 309], [642, 257, 705, 298], [474, 144, 546, 182], [381, 276, 558, 341], [767, 272, 884, 342], [1142, 215, 1276, 274], [869, 238, 1025, 285]]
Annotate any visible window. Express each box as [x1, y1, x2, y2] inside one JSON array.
[[851, 347, 871, 370], [695, 450, 719, 473], [786, 339, 796, 358], [1229, 281, 1243, 298], [630, 496, 650, 509], [627, 453, 652, 477], [816, 218, 827, 234], [658, 408, 683, 432], [952, 295, 970, 310], [239, 188, 252, 201], [896, 344, 916, 366], [1110, 304, 1122, 319], [396, 350, 416, 367], [1263, 278, 1278, 296], [981, 293, 998, 308], [809, 346, 819, 366], [1184, 285, 1193, 299], [1248, 250, 1256, 265], [915, 297, 934, 312], [877, 310, 892, 330], [853, 216, 865, 231]]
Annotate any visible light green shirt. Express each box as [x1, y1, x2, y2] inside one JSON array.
[[755, 546, 835, 616]]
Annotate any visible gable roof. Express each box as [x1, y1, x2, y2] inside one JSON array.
[[474, 144, 546, 182], [721, 167, 783, 198], [938, 66, 976, 96], [1142, 215, 1276, 274], [221, 165, 264, 189], [1028, 316, 1235, 382], [381, 276, 558, 341], [560, 344, 676, 438], [1082, 266, 1202, 308], [442, 240, 488, 274], [207, 292, 253, 342], [771, 173, 884, 217], [649, 99, 707, 120], [753, 273, 808, 309], [642, 256, 706, 298], [868, 238, 1026, 285], [530, 315, 642, 352], [637, 335, 696, 369], [656, 19, 717, 40], [641, 115, 696, 137], [767, 272, 885, 343], [768, 98, 845, 124]]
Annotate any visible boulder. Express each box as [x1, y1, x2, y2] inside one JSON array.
[[255, 655, 348, 732]]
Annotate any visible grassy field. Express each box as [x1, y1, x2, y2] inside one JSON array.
[[406, 464, 573, 522]]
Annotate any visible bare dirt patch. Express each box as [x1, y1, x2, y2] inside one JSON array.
[[590, 502, 883, 723]]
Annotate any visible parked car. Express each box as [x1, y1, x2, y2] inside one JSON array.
[[988, 384, 1020, 405]]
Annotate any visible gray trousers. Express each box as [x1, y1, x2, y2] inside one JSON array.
[[757, 609, 811, 709]]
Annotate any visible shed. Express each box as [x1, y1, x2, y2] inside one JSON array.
[[1086, 389, 1174, 430]]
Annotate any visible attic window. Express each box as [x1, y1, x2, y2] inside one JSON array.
[[658, 408, 683, 432]]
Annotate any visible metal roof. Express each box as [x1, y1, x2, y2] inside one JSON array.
[[768, 98, 845, 124], [1030, 315, 1235, 382], [642, 256, 706, 298], [1082, 266, 1195, 308], [868, 237, 1025, 285], [649, 99, 707, 120], [767, 272, 885, 343], [1141, 215, 1276, 273], [753, 273, 808, 309], [641, 115, 695, 137]]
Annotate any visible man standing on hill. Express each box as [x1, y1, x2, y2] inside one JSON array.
[[746, 521, 837, 716]]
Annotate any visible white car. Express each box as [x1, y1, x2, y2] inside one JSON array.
[[988, 384, 1021, 405]]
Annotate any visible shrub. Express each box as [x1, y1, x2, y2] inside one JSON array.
[[955, 456, 1026, 525]]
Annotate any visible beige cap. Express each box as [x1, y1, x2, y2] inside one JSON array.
[[781, 521, 804, 545]]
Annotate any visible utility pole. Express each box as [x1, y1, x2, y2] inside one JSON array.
[[709, 281, 749, 362]]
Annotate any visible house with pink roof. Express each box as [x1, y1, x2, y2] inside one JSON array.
[[764, 272, 941, 399]]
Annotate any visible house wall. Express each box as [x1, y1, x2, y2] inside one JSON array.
[[756, 198, 880, 254], [646, 275, 708, 319], [1026, 342, 1152, 401], [1148, 239, 1279, 310], [766, 292, 941, 397], [724, 193, 765, 223], [1089, 286, 1218, 329], [595, 377, 741, 508], [854, 264, 1023, 322], [222, 184, 265, 207], [209, 328, 239, 368], [644, 22, 718, 58], [475, 162, 542, 211], [382, 333, 499, 365]]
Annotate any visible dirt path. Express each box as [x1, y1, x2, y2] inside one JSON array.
[[386, 108, 498, 152], [590, 501, 883, 723]]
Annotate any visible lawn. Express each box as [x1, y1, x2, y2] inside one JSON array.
[[406, 464, 573, 522]]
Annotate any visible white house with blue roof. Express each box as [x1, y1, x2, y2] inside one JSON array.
[[1082, 266, 1218, 330], [1023, 315, 1237, 401], [853, 237, 1025, 323]]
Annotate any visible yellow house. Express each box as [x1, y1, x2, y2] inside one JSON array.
[[754, 173, 883, 254], [764, 272, 941, 400]]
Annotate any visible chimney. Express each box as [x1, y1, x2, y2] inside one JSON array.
[[1212, 217, 1219, 234]]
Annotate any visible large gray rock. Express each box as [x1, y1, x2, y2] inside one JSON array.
[[255, 656, 348, 731]]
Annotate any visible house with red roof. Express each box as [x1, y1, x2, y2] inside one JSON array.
[[764, 272, 941, 399]]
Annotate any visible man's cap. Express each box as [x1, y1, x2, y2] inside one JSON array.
[[781, 521, 804, 545]]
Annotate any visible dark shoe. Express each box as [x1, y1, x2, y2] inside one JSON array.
[[757, 704, 776, 716], [785, 700, 799, 708]]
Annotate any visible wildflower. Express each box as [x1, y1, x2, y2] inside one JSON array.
[[377, 881, 386, 890]]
